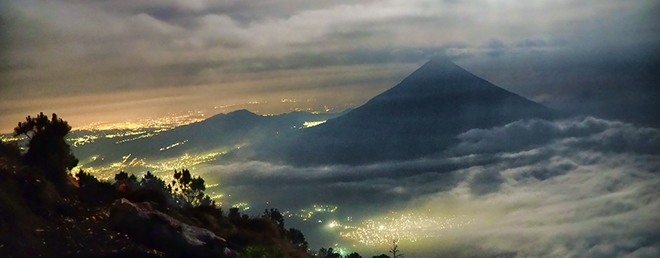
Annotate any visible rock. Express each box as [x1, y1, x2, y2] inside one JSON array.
[[109, 198, 228, 257]]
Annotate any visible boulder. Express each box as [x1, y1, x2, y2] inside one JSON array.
[[109, 198, 229, 257]]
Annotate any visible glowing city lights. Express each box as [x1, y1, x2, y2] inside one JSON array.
[[328, 220, 341, 228], [336, 212, 474, 246], [68, 135, 99, 147], [295, 204, 338, 219], [232, 202, 250, 211], [159, 140, 189, 151], [302, 120, 327, 128], [75, 110, 208, 132], [78, 151, 226, 180], [143, 152, 226, 173]]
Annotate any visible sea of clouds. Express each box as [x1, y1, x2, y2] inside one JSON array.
[[200, 117, 659, 257]]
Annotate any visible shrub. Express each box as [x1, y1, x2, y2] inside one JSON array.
[[237, 245, 284, 258], [77, 170, 118, 205], [14, 113, 78, 187], [169, 169, 214, 208]]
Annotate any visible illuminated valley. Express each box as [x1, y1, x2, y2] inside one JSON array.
[[335, 212, 474, 246], [75, 150, 230, 180], [75, 110, 206, 132], [1, 101, 344, 181]]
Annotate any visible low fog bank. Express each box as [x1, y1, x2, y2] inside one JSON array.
[[198, 117, 660, 257]]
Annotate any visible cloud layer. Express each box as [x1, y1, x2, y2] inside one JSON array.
[[199, 117, 660, 257], [1, 0, 659, 131]]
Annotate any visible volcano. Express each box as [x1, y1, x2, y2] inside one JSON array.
[[259, 57, 558, 165]]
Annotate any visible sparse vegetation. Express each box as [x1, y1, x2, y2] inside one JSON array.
[[388, 239, 404, 258], [0, 113, 317, 258], [13, 112, 78, 192], [345, 252, 363, 258], [317, 247, 342, 258], [171, 168, 214, 208], [1, 112, 402, 258]]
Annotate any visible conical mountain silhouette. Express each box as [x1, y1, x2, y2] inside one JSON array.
[[259, 57, 557, 165]]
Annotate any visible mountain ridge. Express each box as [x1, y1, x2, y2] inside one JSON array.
[[70, 110, 342, 170], [256, 57, 559, 165]]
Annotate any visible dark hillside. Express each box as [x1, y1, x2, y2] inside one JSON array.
[[0, 114, 315, 258]]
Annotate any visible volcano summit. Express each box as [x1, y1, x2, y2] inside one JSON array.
[[258, 57, 559, 165]]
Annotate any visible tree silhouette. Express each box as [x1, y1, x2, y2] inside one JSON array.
[[372, 255, 389, 258], [77, 170, 118, 204], [264, 208, 285, 232], [139, 171, 168, 192], [114, 171, 138, 192], [285, 228, 308, 250], [318, 247, 340, 258], [114, 171, 130, 181], [170, 169, 213, 207], [228, 207, 241, 219], [388, 239, 403, 258], [346, 252, 363, 258], [0, 141, 21, 164], [14, 112, 78, 186], [78, 170, 99, 186]]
